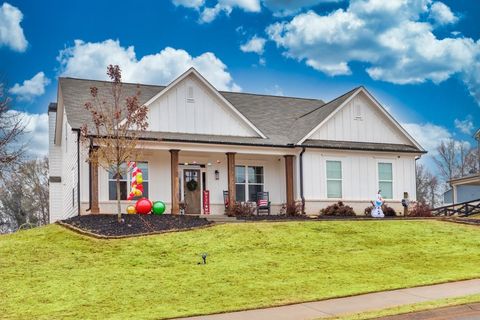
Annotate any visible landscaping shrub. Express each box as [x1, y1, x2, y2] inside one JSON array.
[[226, 202, 256, 217], [280, 201, 304, 216], [320, 201, 356, 216], [364, 203, 397, 217], [408, 202, 433, 217]]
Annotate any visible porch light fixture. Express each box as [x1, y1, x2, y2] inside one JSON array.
[[215, 170, 219, 180]]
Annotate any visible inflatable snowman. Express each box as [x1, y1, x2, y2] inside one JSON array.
[[371, 190, 385, 218]]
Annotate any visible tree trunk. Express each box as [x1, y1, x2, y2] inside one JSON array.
[[116, 165, 122, 223]]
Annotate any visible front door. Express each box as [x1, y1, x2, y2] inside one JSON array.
[[183, 169, 201, 214]]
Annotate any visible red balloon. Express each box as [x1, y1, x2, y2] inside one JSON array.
[[135, 198, 152, 214]]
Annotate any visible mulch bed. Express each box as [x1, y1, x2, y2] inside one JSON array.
[[59, 214, 212, 238], [236, 215, 438, 221]]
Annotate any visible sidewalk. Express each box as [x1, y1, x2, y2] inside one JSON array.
[[178, 279, 480, 320]]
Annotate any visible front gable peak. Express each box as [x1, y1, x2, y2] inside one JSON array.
[[144, 68, 266, 138]]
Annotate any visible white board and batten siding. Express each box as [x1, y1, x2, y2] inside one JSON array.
[[303, 151, 416, 200], [148, 74, 258, 137], [48, 108, 79, 222], [309, 92, 411, 145]]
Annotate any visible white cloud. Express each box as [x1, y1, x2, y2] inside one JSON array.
[[263, 0, 341, 17], [199, 0, 260, 22], [57, 39, 240, 91], [0, 2, 28, 52], [266, 0, 480, 106], [265, 84, 284, 96], [172, 0, 205, 8], [402, 122, 452, 155], [429, 2, 458, 25], [173, 0, 341, 21], [454, 116, 475, 135], [8, 72, 50, 101], [240, 35, 266, 54], [6, 111, 48, 158]]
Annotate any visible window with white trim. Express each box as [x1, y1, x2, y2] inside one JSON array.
[[326, 160, 342, 198], [108, 162, 149, 200], [378, 162, 393, 199], [235, 165, 264, 202]]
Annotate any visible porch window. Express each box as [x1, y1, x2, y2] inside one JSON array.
[[109, 162, 149, 200], [326, 160, 342, 198], [235, 165, 264, 202], [378, 162, 393, 199]]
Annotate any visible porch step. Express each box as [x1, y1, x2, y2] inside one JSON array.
[[200, 215, 240, 223]]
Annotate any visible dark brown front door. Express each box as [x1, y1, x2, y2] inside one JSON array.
[[183, 169, 201, 214]]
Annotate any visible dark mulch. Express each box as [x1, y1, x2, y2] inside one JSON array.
[[236, 215, 313, 221], [60, 214, 212, 237]]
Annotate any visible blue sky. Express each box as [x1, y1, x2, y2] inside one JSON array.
[[0, 0, 479, 159]]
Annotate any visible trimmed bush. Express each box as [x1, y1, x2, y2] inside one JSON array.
[[320, 201, 356, 216], [226, 202, 256, 217], [280, 201, 304, 216], [408, 202, 433, 217], [364, 203, 397, 217]]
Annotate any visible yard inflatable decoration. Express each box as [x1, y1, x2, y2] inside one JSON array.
[[125, 162, 167, 215], [127, 162, 144, 200], [371, 190, 385, 218], [152, 201, 166, 215]]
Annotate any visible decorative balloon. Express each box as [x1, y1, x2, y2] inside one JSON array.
[[136, 198, 153, 214], [126, 205, 136, 214], [152, 201, 166, 215]]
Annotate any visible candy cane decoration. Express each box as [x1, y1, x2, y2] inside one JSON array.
[[127, 161, 143, 200]]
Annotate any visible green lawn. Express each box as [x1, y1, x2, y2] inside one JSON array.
[[1, 220, 479, 320]]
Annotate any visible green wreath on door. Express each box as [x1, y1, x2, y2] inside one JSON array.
[[186, 180, 198, 191]]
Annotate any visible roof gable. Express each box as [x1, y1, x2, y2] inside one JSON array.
[[297, 87, 424, 151], [145, 68, 266, 138]]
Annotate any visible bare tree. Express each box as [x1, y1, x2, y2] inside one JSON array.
[[80, 65, 149, 222], [0, 83, 26, 176], [433, 139, 479, 185], [433, 140, 457, 183], [0, 157, 49, 230], [416, 163, 440, 206]]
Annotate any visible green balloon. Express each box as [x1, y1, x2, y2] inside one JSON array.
[[152, 201, 166, 215]]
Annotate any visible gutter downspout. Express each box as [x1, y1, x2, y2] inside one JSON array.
[[75, 130, 81, 216], [299, 147, 306, 214], [85, 137, 93, 212]]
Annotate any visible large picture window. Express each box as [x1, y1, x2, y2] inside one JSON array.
[[326, 160, 342, 198], [378, 162, 393, 199], [235, 165, 264, 202], [109, 162, 149, 200]]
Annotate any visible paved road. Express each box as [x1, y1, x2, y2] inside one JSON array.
[[377, 302, 480, 319], [178, 279, 480, 320]]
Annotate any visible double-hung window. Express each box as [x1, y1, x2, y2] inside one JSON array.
[[378, 162, 393, 199], [235, 165, 264, 202], [326, 160, 342, 198], [108, 162, 149, 200]]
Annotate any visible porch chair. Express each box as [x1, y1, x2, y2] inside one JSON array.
[[256, 191, 271, 215]]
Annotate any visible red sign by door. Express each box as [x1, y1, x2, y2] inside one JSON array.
[[203, 190, 210, 215]]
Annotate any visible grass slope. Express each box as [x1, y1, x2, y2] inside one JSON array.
[[1, 221, 479, 320]]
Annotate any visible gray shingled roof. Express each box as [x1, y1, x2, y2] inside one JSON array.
[[57, 77, 423, 153]]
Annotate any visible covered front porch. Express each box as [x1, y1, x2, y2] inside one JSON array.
[[83, 141, 298, 215]]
